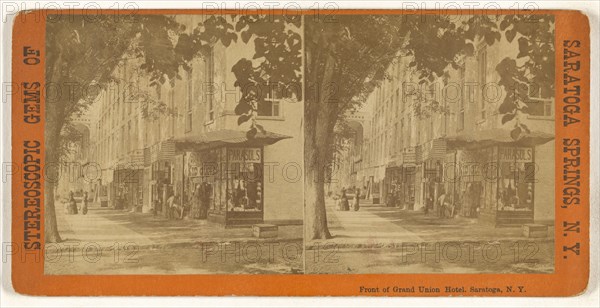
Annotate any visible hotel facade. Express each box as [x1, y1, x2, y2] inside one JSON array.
[[337, 36, 555, 226], [74, 16, 303, 227]]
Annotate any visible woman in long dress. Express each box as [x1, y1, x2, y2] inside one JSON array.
[[82, 192, 89, 215], [68, 192, 78, 215], [340, 189, 350, 211], [193, 184, 202, 219], [353, 188, 360, 211]]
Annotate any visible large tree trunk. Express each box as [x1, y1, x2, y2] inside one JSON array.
[[304, 34, 339, 239], [44, 50, 65, 243], [304, 107, 334, 240], [44, 116, 63, 243]]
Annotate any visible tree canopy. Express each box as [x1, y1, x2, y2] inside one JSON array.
[[303, 13, 555, 239], [44, 13, 303, 242]]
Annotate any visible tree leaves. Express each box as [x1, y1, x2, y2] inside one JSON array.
[[517, 36, 530, 58], [501, 112, 516, 124], [505, 28, 517, 43], [510, 126, 522, 140], [241, 30, 252, 43], [499, 96, 517, 114], [238, 114, 252, 125], [246, 127, 258, 139], [235, 102, 252, 115]]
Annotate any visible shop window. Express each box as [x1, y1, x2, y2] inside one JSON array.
[[497, 147, 535, 212], [226, 148, 263, 212]]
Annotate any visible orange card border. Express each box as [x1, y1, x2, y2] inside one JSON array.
[[10, 8, 590, 296]]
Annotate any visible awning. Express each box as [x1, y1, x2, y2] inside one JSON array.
[[173, 129, 292, 152], [445, 128, 554, 150]]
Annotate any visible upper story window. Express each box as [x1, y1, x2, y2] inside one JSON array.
[[477, 46, 487, 120], [525, 83, 553, 117], [185, 70, 193, 132], [206, 47, 215, 122], [257, 84, 282, 117], [168, 87, 175, 135]]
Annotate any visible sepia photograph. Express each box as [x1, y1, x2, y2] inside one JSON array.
[[303, 14, 556, 274], [43, 13, 304, 275], [4, 1, 596, 300]]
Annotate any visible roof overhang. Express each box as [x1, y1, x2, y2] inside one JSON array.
[[445, 128, 554, 150], [173, 129, 292, 152]]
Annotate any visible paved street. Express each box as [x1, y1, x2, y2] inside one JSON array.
[[44, 203, 303, 275], [44, 199, 554, 274], [305, 198, 554, 274]]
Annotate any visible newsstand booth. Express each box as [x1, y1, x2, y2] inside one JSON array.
[[445, 129, 554, 226], [174, 129, 290, 227]]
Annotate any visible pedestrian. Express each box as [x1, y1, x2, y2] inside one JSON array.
[[336, 187, 344, 211], [152, 197, 159, 217], [437, 190, 447, 218], [470, 184, 481, 218], [68, 191, 78, 215], [201, 182, 211, 217], [82, 191, 89, 215], [340, 188, 350, 211], [172, 194, 183, 219], [166, 193, 175, 220], [115, 192, 123, 210], [353, 188, 360, 211], [122, 194, 128, 211], [192, 184, 200, 219]]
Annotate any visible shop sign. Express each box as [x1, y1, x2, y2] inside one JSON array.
[[228, 147, 262, 163], [498, 147, 533, 163]]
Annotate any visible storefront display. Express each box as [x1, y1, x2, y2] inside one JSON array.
[[496, 146, 535, 225], [385, 166, 415, 209], [183, 146, 265, 226], [447, 146, 535, 225]]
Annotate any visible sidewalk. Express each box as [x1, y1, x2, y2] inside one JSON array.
[[308, 199, 423, 248], [306, 198, 554, 249], [56, 203, 302, 250], [57, 203, 154, 247]]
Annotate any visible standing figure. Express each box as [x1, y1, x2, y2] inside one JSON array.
[[340, 188, 350, 211], [173, 194, 184, 219], [82, 191, 89, 215], [152, 197, 159, 217], [353, 188, 361, 211], [201, 182, 211, 218], [192, 184, 202, 219], [68, 191, 78, 215], [437, 190, 447, 218], [166, 193, 175, 220]]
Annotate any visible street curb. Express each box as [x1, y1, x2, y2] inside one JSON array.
[[44, 237, 304, 253], [142, 237, 304, 250], [305, 237, 555, 250]]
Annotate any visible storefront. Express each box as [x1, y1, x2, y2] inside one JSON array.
[[385, 165, 416, 209], [174, 129, 289, 227], [143, 140, 176, 215], [112, 166, 144, 211], [178, 146, 263, 226], [444, 129, 552, 226], [495, 146, 536, 225]]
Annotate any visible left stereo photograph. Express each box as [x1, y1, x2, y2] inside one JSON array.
[[42, 13, 305, 275]]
